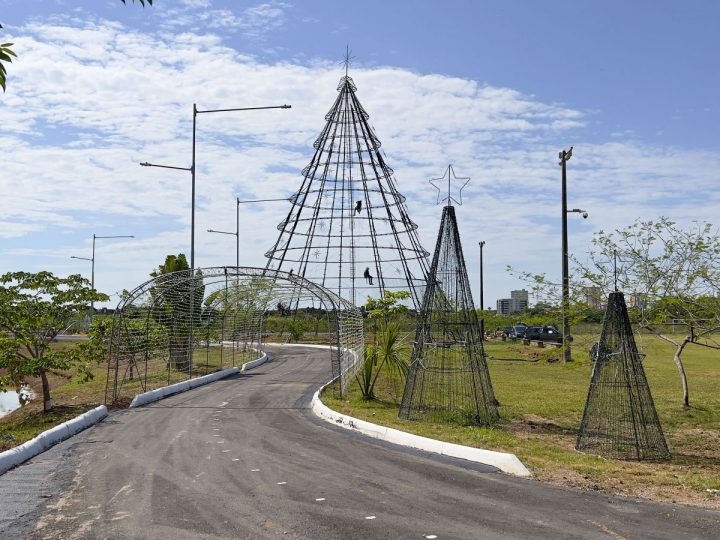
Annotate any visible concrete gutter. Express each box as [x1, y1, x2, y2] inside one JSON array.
[[310, 380, 532, 478], [0, 405, 108, 476]]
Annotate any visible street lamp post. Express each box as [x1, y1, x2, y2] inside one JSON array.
[[559, 146, 588, 362], [71, 234, 134, 318], [479, 240, 485, 340], [207, 212, 239, 269], [140, 103, 291, 270]]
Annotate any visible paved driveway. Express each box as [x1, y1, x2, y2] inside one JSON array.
[[1, 345, 718, 539]]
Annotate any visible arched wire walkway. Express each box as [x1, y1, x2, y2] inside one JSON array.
[[104, 267, 364, 405]]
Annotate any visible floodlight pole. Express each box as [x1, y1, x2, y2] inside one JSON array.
[[479, 240, 485, 340]]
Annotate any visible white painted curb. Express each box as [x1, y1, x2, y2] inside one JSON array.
[[241, 352, 268, 372], [0, 405, 108, 476], [310, 383, 532, 478], [272, 343, 334, 350], [129, 367, 240, 408]]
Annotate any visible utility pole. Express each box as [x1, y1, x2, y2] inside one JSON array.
[[479, 240, 485, 340], [560, 147, 573, 362]]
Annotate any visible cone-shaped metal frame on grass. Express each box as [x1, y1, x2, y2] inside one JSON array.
[[264, 74, 429, 309], [576, 291, 670, 460], [399, 206, 498, 425]]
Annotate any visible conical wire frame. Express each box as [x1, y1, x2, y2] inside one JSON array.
[[399, 206, 499, 425], [576, 291, 670, 460], [264, 75, 429, 309]]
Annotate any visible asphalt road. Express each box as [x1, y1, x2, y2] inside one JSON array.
[[1, 345, 719, 539]]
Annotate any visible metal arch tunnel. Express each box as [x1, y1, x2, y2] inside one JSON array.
[[104, 267, 364, 405]]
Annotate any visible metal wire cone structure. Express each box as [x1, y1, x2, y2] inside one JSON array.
[[576, 291, 670, 460], [264, 74, 430, 309], [399, 206, 499, 425], [105, 267, 364, 405]]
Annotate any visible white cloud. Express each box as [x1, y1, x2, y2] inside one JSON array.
[[1, 14, 719, 309]]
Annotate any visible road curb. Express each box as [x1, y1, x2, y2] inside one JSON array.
[[129, 367, 240, 408], [241, 352, 268, 371], [0, 405, 108, 476], [128, 352, 268, 408], [310, 381, 533, 478]]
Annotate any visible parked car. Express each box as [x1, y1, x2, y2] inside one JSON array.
[[511, 324, 528, 339], [524, 325, 563, 343]]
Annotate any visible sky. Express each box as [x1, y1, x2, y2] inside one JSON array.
[[1, 0, 719, 309]]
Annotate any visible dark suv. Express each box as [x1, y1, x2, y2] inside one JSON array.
[[524, 325, 563, 343], [503, 324, 528, 339]]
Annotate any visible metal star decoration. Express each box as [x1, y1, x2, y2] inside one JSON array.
[[429, 164, 470, 206], [340, 45, 356, 77]]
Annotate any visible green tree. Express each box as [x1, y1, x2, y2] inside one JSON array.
[[149, 254, 205, 372], [0, 272, 108, 412], [0, 25, 17, 92], [579, 217, 720, 407]]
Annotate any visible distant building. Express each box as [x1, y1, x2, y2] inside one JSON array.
[[627, 292, 648, 310], [583, 286, 604, 310], [511, 289, 529, 312], [497, 289, 529, 315]]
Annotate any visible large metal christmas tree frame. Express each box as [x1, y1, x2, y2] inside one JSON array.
[[264, 72, 429, 309], [399, 200, 499, 425], [576, 291, 670, 460]]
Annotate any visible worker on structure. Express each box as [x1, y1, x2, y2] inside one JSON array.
[[354, 200, 362, 215], [363, 267, 373, 285]]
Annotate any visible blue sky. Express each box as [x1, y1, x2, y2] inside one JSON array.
[[1, 0, 719, 308]]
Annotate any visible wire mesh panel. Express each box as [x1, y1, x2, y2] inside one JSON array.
[[576, 291, 670, 460], [399, 206, 499, 425], [264, 74, 430, 309], [105, 267, 364, 405]]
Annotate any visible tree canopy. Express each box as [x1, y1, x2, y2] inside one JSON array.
[[0, 271, 108, 411]]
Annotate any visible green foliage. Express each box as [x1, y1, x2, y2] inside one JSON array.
[[0, 271, 109, 411], [365, 290, 411, 321], [355, 347, 378, 400], [357, 292, 412, 401], [149, 254, 205, 372], [285, 318, 309, 342], [0, 30, 17, 92]]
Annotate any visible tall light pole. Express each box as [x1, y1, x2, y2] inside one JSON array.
[[560, 146, 588, 362], [71, 234, 134, 318], [479, 240, 485, 340], [207, 214, 239, 269], [140, 103, 291, 270]]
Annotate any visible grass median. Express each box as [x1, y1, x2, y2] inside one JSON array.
[[322, 334, 720, 508]]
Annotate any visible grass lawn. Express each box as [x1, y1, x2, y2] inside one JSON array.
[[323, 334, 720, 509]]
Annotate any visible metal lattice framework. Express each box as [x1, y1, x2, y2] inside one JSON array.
[[264, 74, 430, 309], [399, 206, 499, 425], [105, 267, 364, 405], [576, 291, 670, 460]]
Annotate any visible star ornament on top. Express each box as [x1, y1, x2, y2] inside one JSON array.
[[429, 164, 470, 206]]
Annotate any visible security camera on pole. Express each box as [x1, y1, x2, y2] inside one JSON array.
[[559, 147, 588, 362]]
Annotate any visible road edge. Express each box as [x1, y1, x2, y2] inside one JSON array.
[[310, 380, 533, 478], [0, 405, 108, 476], [128, 352, 268, 408]]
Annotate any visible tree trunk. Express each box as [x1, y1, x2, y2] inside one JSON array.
[[647, 327, 691, 408], [40, 370, 52, 412], [674, 338, 691, 408]]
